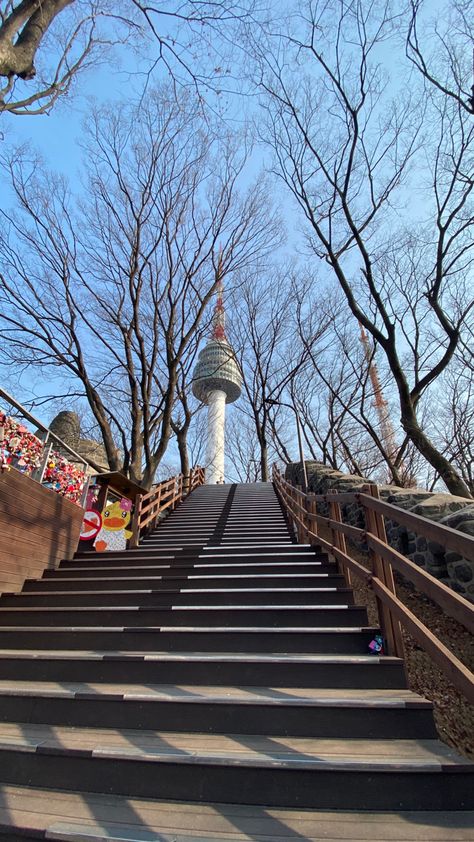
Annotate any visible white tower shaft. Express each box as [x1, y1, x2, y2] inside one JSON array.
[[206, 389, 226, 484]]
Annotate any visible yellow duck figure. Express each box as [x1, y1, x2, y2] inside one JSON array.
[[94, 498, 133, 553]]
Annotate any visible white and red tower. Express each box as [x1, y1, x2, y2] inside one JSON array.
[[192, 278, 242, 483]]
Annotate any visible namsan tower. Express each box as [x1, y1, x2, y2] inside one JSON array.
[[192, 277, 242, 484]]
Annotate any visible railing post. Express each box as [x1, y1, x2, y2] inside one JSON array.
[[368, 483, 405, 658], [362, 484, 404, 658], [33, 434, 53, 484], [79, 474, 91, 509], [329, 495, 352, 588], [306, 493, 318, 546], [328, 497, 340, 553], [153, 485, 162, 528], [188, 469, 193, 492], [130, 493, 143, 548], [295, 485, 305, 543]]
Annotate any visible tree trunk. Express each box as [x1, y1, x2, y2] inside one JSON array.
[[177, 429, 190, 490], [0, 0, 74, 80], [260, 440, 269, 481], [401, 405, 472, 498]]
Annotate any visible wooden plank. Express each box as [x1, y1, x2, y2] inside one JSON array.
[[372, 578, 474, 703], [368, 534, 474, 635], [324, 492, 361, 504], [308, 513, 364, 541], [0, 520, 82, 550], [1, 558, 57, 575], [0, 542, 75, 562], [359, 493, 474, 561]]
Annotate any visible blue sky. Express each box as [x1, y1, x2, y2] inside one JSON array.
[[0, 0, 466, 482]]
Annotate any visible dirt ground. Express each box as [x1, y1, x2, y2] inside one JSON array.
[[352, 573, 474, 758], [317, 526, 474, 758]]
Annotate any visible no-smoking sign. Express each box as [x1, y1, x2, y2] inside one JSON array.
[[80, 509, 102, 541]]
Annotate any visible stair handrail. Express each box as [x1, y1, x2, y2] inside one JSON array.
[[272, 464, 474, 704], [129, 465, 205, 548]]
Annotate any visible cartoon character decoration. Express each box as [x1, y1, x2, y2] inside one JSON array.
[[94, 498, 133, 552]]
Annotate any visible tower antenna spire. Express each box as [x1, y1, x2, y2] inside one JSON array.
[[212, 251, 226, 341]]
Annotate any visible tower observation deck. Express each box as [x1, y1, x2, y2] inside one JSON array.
[[192, 280, 242, 483]]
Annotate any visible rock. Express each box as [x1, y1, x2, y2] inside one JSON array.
[[453, 563, 473, 583]]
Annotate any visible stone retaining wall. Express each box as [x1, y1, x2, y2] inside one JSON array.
[[284, 462, 474, 601]]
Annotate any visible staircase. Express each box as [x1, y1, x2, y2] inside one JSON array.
[[0, 482, 472, 840]]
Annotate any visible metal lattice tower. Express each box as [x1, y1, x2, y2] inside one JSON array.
[[359, 324, 398, 461]]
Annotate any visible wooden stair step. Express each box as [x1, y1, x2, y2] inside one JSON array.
[[0, 723, 472, 809], [0, 605, 370, 629], [43, 564, 340, 578], [23, 574, 347, 591], [0, 681, 433, 705], [0, 649, 405, 685], [0, 588, 355, 608], [1, 784, 473, 841], [0, 681, 436, 738]]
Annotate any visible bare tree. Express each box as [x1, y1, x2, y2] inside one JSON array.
[[0, 87, 278, 486], [229, 264, 318, 480], [406, 0, 474, 115], [292, 299, 420, 486], [225, 413, 262, 483], [0, 0, 258, 114], [257, 0, 474, 497]]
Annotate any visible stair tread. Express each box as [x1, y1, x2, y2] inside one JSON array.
[[0, 681, 431, 706], [12, 587, 350, 596], [0, 722, 469, 770], [0, 625, 372, 633], [0, 648, 393, 663], [30, 574, 342, 582], [0, 604, 360, 612], [1, 785, 473, 842]]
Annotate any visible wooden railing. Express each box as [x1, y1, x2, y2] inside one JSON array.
[[273, 465, 474, 704], [129, 466, 205, 548]]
